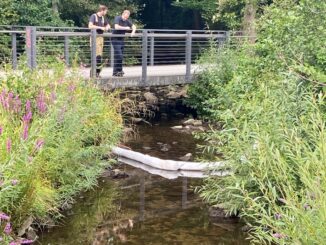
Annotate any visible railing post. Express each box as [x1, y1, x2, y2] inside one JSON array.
[[64, 35, 70, 66], [26, 26, 37, 70], [150, 35, 154, 66], [142, 30, 148, 84], [185, 30, 192, 82], [90, 29, 97, 78], [11, 30, 17, 70], [110, 42, 114, 68]]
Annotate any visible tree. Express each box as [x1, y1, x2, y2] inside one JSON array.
[[174, 0, 272, 31]]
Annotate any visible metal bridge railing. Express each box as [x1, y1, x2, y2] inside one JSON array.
[[0, 26, 243, 83]]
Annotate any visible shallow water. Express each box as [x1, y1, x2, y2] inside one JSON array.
[[126, 118, 202, 160], [39, 118, 248, 245]]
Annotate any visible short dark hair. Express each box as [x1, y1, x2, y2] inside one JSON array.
[[98, 5, 108, 12]]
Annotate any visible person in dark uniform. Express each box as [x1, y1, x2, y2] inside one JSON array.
[[112, 10, 137, 77], [88, 5, 111, 78]]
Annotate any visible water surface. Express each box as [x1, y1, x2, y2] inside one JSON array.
[[39, 118, 248, 245]]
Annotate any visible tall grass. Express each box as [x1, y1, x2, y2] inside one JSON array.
[[187, 0, 326, 243], [0, 62, 122, 243]]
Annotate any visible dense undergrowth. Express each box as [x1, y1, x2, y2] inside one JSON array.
[[187, 0, 326, 244], [0, 63, 122, 244]]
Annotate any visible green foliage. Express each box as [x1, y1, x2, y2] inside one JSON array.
[[58, 0, 140, 27], [0, 0, 67, 26], [188, 0, 326, 243], [0, 62, 122, 242]]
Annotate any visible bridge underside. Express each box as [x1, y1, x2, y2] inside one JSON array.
[[81, 64, 199, 89]]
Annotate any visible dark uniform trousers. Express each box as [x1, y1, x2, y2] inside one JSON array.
[[112, 39, 125, 74]]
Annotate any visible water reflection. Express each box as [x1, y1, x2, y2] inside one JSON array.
[[40, 166, 248, 245]]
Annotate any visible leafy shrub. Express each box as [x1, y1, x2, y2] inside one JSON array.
[[0, 62, 122, 243], [188, 0, 326, 244]]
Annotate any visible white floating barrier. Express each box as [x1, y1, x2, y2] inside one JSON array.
[[112, 147, 228, 179]]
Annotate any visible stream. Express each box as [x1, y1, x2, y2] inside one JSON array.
[[39, 117, 248, 245]]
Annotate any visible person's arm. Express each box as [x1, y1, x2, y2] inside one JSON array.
[[114, 16, 130, 30], [89, 22, 105, 31], [130, 24, 137, 36], [114, 24, 131, 30], [104, 18, 111, 31]]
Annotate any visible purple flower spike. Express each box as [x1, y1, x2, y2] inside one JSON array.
[[36, 91, 48, 114], [9, 242, 17, 245], [274, 213, 282, 220], [23, 111, 32, 123], [25, 100, 31, 112], [278, 198, 287, 204], [35, 139, 45, 150], [11, 179, 19, 186], [272, 233, 286, 239], [0, 213, 10, 221], [22, 124, 29, 140], [20, 239, 34, 244], [6, 138, 12, 153], [304, 203, 311, 210], [4, 222, 12, 234]]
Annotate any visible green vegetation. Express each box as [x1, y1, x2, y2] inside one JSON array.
[[0, 62, 122, 243], [187, 0, 326, 244]]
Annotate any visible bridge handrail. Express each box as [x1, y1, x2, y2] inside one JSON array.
[[0, 26, 248, 83]]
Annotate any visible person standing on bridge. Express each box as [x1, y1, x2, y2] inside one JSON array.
[[112, 10, 137, 77], [88, 5, 111, 78]]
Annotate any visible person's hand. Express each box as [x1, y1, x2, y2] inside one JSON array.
[[130, 32, 136, 37], [101, 27, 106, 31], [126, 26, 131, 30], [105, 25, 111, 31]]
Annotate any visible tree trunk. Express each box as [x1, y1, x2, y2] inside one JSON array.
[[243, 0, 257, 43], [52, 0, 59, 14]]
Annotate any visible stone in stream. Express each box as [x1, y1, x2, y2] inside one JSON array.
[[171, 125, 183, 130], [183, 119, 203, 126], [17, 216, 34, 237], [179, 153, 193, 161], [160, 144, 171, 152], [144, 92, 158, 105], [112, 169, 129, 179], [131, 117, 143, 124], [142, 146, 152, 150], [167, 91, 182, 99], [26, 227, 38, 241]]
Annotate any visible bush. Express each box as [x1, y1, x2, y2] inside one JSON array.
[[188, 0, 326, 244], [0, 62, 122, 243]]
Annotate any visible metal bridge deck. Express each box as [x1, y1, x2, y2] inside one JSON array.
[[81, 64, 199, 88]]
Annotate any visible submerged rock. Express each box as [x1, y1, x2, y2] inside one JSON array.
[[112, 169, 129, 179], [142, 146, 152, 150], [160, 144, 171, 152], [26, 227, 38, 241]]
